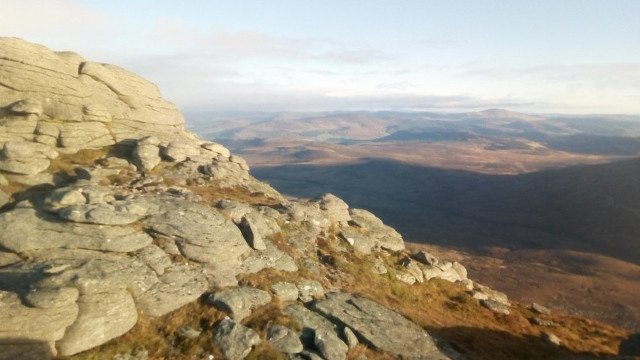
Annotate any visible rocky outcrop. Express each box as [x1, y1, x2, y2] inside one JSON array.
[[0, 38, 526, 359], [312, 293, 452, 359]]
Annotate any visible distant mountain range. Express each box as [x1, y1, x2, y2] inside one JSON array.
[[188, 108, 640, 330], [189, 109, 640, 156]]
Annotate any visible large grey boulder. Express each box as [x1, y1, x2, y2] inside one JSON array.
[[132, 137, 162, 172], [209, 287, 272, 321], [312, 294, 452, 359], [212, 318, 261, 360], [349, 209, 405, 252], [0, 37, 188, 147], [315, 193, 350, 224]]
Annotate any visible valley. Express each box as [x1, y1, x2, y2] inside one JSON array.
[[190, 109, 640, 331]]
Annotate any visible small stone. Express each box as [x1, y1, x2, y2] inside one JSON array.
[[458, 279, 474, 291], [213, 317, 260, 360], [297, 279, 325, 303], [239, 216, 266, 250], [267, 324, 303, 354], [395, 271, 416, 285], [271, 282, 299, 302], [541, 331, 561, 346], [176, 325, 201, 339], [343, 327, 359, 349], [531, 302, 551, 315], [209, 287, 272, 321], [371, 257, 387, 275], [315, 329, 348, 360], [480, 299, 510, 315], [413, 250, 439, 266], [531, 317, 558, 327]]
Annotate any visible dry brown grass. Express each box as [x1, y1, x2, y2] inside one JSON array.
[[48, 148, 108, 178], [322, 243, 630, 360], [67, 300, 227, 360], [188, 184, 280, 207]]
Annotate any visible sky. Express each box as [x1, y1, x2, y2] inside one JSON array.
[[1, 0, 639, 114]]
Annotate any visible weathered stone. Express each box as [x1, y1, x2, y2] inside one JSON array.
[[271, 282, 300, 302], [480, 299, 510, 315], [0, 189, 10, 207], [9, 98, 43, 116], [414, 250, 439, 266], [531, 302, 552, 315], [134, 244, 172, 275], [143, 200, 250, 266], [209, 287, 272, 321], [176, 326, 202, 340], [395, 271, 417, 285], [297, 279, 325, 303], [0, 158, 50, 175], [472, 284, 509, 305], [315, 329, 348, 360], [241, 242, 298, 274], [58, 121, 114, 149], [229, 155, 249, 170], [315, 193, 350, 224], [25, 287, 79, 309], [541, 332, 561, 346], [0, 251, 21, 267], [400, 257, 424, 283], [0, 208, 152, 253], [202, 142, 231, 157], [371, 257, 388, 275], [133, 143, 161, 172], [343, 327, 359, 349], [339, 229, 375, 254], [458, 279, 474, 291], [82, 104, 111, 123], [239, 216, 266, 250], [162, 141, 200, 162], [312, 294, 450, 359], [348, 209, 404, 252], [267, 324, 303, 354], [531, 317, 558, 327], [212, 318, 260, 360], [283, 303, 343, 347], [56, 290, 137, 356], [1, 141, 57, 160], [134, 263, 209, 317], [0, 288, 78, 356]]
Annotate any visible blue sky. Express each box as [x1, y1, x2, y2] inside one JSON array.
[[1, 0, 639, 113]]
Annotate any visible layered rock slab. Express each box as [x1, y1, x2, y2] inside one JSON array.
[[312, 293, 452, 360]]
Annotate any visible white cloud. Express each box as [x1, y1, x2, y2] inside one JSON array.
[[0, 0, 113, 52]]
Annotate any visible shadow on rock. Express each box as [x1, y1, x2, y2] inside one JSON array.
[[0, 338, 54, 360]]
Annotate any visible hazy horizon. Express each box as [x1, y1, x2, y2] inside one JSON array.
[[2, 0, 639, 114]]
